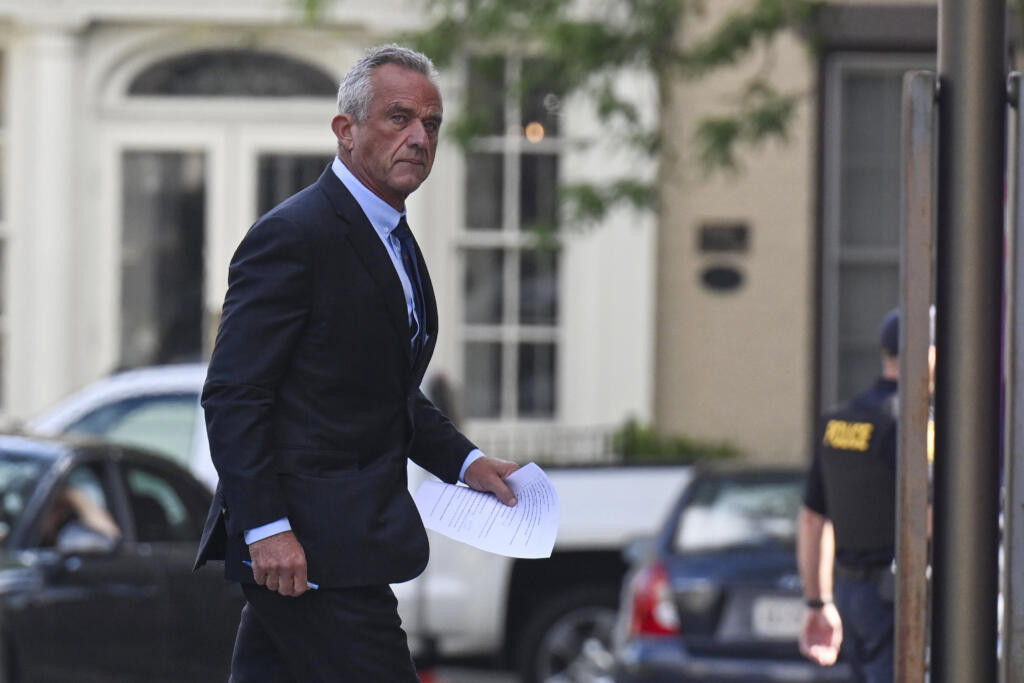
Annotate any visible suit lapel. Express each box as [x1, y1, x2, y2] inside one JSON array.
[[316, 167, 409, 343]]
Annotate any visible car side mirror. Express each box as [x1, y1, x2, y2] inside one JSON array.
[[56, 527, 119, 556]]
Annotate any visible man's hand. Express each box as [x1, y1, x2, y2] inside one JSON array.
[[248, 530, 309, 597], [464, 457, 520, 506], [799, 602, 843, 666]]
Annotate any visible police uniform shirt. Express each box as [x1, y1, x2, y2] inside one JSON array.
[[803, 377, 898, 567]]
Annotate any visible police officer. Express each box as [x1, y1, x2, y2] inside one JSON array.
[[797, 308, 900, 683]]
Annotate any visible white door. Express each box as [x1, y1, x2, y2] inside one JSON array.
[[100, 121, 334, 371]]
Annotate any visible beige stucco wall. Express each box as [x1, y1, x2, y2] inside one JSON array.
[[654, 2, 818, 464]]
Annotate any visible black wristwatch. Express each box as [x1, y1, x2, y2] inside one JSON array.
[[805, 597, 829, 609]]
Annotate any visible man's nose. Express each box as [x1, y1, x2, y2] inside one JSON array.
[[407, 120, 428, 147]]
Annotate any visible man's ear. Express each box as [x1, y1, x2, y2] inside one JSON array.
[[331, 114, 357, 152]]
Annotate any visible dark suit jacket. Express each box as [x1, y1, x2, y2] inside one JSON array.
[[194, 165, 474, 587]]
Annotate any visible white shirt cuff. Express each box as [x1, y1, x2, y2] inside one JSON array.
[[245, 452, 485, 540], [244, 517, 292, 545], [459, 449, 485, 482]]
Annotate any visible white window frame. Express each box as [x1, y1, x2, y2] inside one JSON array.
[[820, 51, 933, 408], [95, 40, 338, 372], [458, 55, 563, 424]]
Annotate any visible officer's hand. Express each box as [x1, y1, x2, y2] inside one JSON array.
[[799, 602, 843, 666], [248, 530, 309, 597], [464, 457, 519, 506]]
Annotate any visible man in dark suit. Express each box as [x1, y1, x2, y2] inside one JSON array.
[[194, 44, 520, 681]]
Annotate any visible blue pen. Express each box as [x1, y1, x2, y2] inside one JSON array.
[[243, 560, 320, 590]]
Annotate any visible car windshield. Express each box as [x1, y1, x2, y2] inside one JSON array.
[[64, 393, 198, 467], [673, 474, 802, 552], [0, 454, 48, 546]]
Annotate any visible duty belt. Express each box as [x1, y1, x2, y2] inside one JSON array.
[[835, 561, 893, 583]]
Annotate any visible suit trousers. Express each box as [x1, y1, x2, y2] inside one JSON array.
[[229, 583, 419, 682]]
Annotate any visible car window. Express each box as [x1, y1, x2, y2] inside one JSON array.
[[673, 476, 802, 552], [124, 464, 207, 543], [37, 463, 122, 550], [0, 455, 48, 546], [64, 394, 198, 467]]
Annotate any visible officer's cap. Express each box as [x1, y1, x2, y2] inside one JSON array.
[[880, 307, 899, 356]]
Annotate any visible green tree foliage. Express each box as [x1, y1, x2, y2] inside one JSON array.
[[299, 0, 820, 222], [294, 0, 329, 23], [408, 0, 820, 223], [612, 418, 741, 464]]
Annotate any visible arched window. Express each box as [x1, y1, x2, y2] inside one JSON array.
[[128, 49, 337, 97], [118, 47, 334, 370]]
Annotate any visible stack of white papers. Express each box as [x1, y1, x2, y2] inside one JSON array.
[[413, 463, 559, 558]]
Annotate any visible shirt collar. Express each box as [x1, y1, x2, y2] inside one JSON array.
[[332, 156, 405, 238]]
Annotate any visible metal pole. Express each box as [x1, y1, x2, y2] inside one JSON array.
[[1002, 71, 1023, 683], [933, 1, 1006, 681], [896, 69, 936, 683]]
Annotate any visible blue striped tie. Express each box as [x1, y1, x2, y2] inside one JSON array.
[[392, 216, 426, 360]]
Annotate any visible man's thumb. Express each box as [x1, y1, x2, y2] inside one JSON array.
[[497, 483, 518, 507]]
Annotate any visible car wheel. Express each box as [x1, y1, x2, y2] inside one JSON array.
[[517, 585, 619, 683]]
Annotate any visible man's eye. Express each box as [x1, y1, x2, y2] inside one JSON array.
[[391, 114, 407, 124]]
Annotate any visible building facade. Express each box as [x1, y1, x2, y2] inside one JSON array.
[[0, 0, 657, 460], [0, 0, 949, 465], [655, 1, 941, 463]]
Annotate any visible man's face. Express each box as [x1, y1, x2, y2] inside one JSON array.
[[333, 64, 442, 210]]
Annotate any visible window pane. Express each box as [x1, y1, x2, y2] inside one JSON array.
[[467, 56, 506, 136], [837, 346, 882, 402], [841, 72, 903, 167], [129, 50, 337, 97], [0, 454, 48, 546], [518, 342, 556, 417], [464, 249, 504, 324], [521, 58, 562, 137], [465, 153, 504, 230], [125, 466, 204, 543], [39, 464, 120, 550], [839, 71, 903, 248], [838, 264, 899, 342], [66, 394, 199, 468], [821, 55, 930, 409], [464, 342, 502, 418], [121, 151, 205, 368], [673, 476, 802, 552], [840, 165, 900, 248], [520, 249, 558, 325], [257, 153, 332, 215], [837, 263, 898, 401], [520, 154, 558, 230]]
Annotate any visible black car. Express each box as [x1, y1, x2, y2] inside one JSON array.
[[0, 433, 241, 682], [613, 466, 855, 682]]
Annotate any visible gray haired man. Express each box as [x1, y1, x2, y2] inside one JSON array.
[[195, 44, 519, 681]]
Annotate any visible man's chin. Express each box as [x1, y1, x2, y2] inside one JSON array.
[[390, 174, 428, 196]]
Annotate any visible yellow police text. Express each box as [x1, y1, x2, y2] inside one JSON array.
[[823, 420, 874, 451]]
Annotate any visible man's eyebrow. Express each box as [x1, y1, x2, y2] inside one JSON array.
[[385, 102, 442, 124], [385, 103, 415, 117]]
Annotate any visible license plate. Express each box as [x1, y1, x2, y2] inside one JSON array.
[[751, 596, 803, 639]]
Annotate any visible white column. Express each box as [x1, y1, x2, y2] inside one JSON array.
[[6, 23, 80, 416]]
